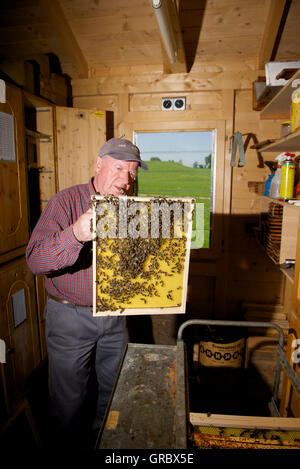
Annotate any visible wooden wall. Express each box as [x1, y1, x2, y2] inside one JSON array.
[[72, 69, 286, 321], [228, 90, 284, 311]]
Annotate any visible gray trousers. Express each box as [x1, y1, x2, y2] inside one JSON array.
[[45, 297, 128, 441]]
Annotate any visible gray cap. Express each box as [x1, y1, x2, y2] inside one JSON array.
[[98, 138, 148, 170]]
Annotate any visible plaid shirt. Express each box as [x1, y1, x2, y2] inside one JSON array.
[[26, 179, 96, 306]]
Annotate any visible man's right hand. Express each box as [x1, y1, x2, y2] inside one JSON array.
[[72, 208, 94, 243]]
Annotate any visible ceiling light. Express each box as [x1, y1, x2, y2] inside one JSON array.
[[152, 0, 177, 65]]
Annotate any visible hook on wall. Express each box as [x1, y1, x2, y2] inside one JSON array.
[[229, 132, 264, 168]]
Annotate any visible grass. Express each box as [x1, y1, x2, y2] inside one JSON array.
[[138, 160, 211, 248]]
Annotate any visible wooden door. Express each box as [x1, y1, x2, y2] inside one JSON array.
[[0, 257, 40, 418], [55, 107, 108, 191], [36, 105, 56, 212], [32, 106, 109, 357], [0, 83, 29, 264], [34, 275, 47, 361]]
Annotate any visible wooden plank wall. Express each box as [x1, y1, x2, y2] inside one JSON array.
[[72, 70, 285, 321], [227, 90, 284, 312]]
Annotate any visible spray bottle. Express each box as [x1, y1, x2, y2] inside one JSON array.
[[263, 161, 276, 196], [269, 153, 293, 198], [280, 153, 296, 199]]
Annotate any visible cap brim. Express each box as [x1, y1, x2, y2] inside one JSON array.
[[140, 161, 148, 171], [106, 153, 148, 170]]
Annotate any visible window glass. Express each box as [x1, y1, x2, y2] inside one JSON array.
[[134, 131, 214, 248]]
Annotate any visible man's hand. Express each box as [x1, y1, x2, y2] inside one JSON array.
[[72, 208, 93, 243]]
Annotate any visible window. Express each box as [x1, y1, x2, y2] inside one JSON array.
[[134, 131, 215, 249]]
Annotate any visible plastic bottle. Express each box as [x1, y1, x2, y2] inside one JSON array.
[[269, 153, 286, 198], [264, 174, 274, 196], [280, 154, 295, 199], [291, 87, 300, 132]]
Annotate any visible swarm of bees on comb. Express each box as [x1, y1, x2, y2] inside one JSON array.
[[91, 195, 193, 313]]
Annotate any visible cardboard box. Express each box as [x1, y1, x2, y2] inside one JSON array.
[[265, 61, 300, 87]]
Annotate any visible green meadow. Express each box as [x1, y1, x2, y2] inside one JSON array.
[[137, 160, 211, 248]]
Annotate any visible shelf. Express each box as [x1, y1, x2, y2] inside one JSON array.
[[25, 128, 52, 139], [256, 197, 300, 266], [24, 91, 53, 108], [260, 69, 300, 120], [259, 130, 300, 152], [261, 196, 300, 208], [253, 82, 282, 110], [280, 266, 295, 284]]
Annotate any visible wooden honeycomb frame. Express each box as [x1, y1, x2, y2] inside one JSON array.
[[91, 195, 194, 316]]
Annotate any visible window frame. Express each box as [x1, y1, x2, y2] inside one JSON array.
[[132, 120, 226, 259]]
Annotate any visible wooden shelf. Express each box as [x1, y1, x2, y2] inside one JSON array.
[[260, 69, 300, 120], [259, 130, 300, 152], [257, 197, 300, 265], [24, 91, 53, 108], [253, 82, 282, 110], [258, 68, 300, 420], [261, 195, 300, 208], [280, 266, 295, 284], [25, 128, 52, 139]]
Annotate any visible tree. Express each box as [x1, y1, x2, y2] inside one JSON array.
[[150, 157, 161, 161], [193, 161, 198, 168], [205, 154, 211, 169]]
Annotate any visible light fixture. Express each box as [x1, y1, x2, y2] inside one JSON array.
[[152, 0, 177, 65]]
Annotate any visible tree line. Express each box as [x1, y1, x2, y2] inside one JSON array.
[[150, 154, 211, 169]]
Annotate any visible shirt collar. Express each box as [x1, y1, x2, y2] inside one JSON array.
[[89, 178, 97, 197]]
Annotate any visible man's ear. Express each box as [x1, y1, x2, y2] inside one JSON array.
[[95, 156, 103, 174]]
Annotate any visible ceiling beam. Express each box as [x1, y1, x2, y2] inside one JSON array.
[[39, 0, 89, 78], [153, 0, 187, 74], [257, 0, 288, 70]]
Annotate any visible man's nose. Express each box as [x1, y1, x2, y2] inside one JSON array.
[[120, 170, 130, 184]]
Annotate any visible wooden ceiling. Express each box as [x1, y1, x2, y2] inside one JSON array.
[[0, 0, 299, 80]]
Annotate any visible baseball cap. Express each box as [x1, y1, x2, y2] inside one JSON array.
[[98, 138, 148, 170]]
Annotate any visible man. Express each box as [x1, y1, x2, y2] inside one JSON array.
[[26, 138, 148, 447]]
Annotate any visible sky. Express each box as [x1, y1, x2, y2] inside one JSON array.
[[135, 131, 213, 168]]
